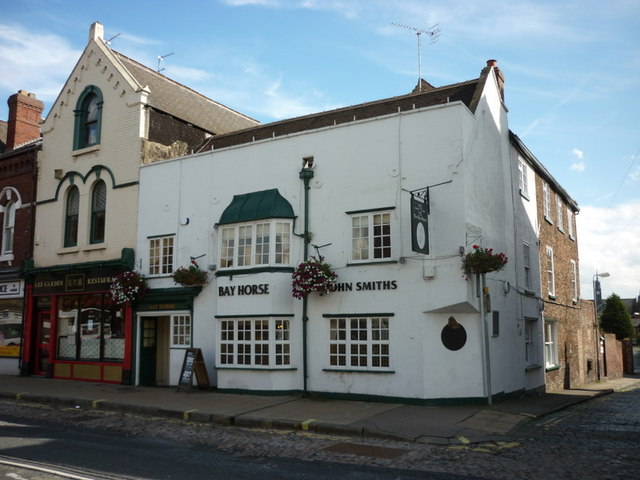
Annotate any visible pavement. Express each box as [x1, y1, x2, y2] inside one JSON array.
[[1, 374, 639, 446]]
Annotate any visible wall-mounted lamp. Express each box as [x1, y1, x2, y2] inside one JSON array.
[[54, 169, 63, 180]]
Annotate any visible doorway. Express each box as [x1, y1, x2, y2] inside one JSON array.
[[138, 316, 169, 386], [33, 311, 51, 376]]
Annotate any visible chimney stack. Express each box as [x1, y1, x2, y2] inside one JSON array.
[[485, 59, 505, 101], [6, 90, 44, 150]]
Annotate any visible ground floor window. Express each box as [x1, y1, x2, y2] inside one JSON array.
[[325, 314, 391, 370], [55, 293, 125, 362], [524, 317, 539, 367], [218, 317, 291, 367], [171, 314, 191, 346], [544, 319, 558, 369]]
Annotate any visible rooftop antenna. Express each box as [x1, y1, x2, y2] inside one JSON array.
[[392, 23, 440, 92], [105, 33, 121, 46], [157, 52, 174, 73]]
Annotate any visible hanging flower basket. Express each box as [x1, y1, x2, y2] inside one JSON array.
[[292, 256, 337, 299], [172, 261, 208, 286], [462, 245, 508, 275], [110, 271, 147, 305]]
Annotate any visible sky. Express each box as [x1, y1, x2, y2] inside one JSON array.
[[1, 0, 639, 301]]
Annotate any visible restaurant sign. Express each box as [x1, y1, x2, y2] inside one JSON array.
[[32, 269, 119, 295]]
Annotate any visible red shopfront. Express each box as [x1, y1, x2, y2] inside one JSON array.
[[22, 266, 133, 384]]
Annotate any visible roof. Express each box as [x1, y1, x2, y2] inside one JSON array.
[[218, 189, 295, 225], [112, 51, 260, 135], [201, 79, 479, 151]]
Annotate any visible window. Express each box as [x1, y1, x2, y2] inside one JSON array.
[[545, 246, 555, 297], [492, 311, 500, 337], [327, 315, 391, 370], [518, 159, 529, 197], [570, 260, 578, 302], [90, 180, 106, 244], [73, 86, 103, 150], [64, 186, 80, 248], [350, 211, 392, 262], [171, 315, 191, 346], [219, 317, 291, 367], [149, 236, 174, 275], [567, 208, 575, 239], [525, 317, 538, 366], [219, 221, 291, 269], [523, 242, 532, 291], [544, 320, 558, 368], [556, 194, 564, 231], [2, 202, 16, 254], [542, 183, 552, 222]]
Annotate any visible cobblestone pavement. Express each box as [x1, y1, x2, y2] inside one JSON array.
[[2, 385, 639, 480]]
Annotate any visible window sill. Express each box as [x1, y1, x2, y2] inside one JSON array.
[[544, 215, 553, 225], [57, 246, 80, 255], [519, 189, 530, 201], [0, 253, 14, 262], [525, 364, 542, 372], [545, 365, 560, 372], [346, 260, 398, 267], [72, 145, 100, 157], [216, 266, 294, 277], [83, 243, 107, 252], [569, 235, 575, 242], [548, 294, 556, 301], [557, 226, 564, 234], [524, 289, 536, 296], [216, 366, 297, 371], [323, 368, 395, 374]]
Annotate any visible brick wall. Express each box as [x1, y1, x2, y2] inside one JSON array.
[[603, 333, 623, 380]]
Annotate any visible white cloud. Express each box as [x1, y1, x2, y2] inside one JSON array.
[[578, 201, 640, 300], [571, 162, 586, 172], [572, 148, 584, 160]]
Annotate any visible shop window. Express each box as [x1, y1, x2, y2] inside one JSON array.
[[90, 180, 106, 244], [149, 235, 174, 275], [2, 201, 15, 255], [73, 86, 103, 150], [219, 221, 291, 269], [544, 319, 558, 369], [327, 315, 391, 370], [218, 317, 291, 367], [56, 293, 124, 362], [171, 315, 191, 347], [64, 186, 80, 248], [350, 210, 392, 262]]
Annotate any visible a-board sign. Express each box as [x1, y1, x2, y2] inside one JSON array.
[[177, 348, 210, 392]]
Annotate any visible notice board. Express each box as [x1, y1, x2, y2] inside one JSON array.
[[177, 348, 210, 392]]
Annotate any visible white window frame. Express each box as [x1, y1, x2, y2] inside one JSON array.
[[218, 220, 292, 270], [523, 242, 532, 291], [218, 317, 291, 368], [349, 210, 393, 263], [546, 245, 555, 297], [525, 317, 539, 367], [544, 319, 558, 369], [567, 208, 575, 239], [149, 235, 175, 276], [556, 194, 564, 231], [543, 183, 552, 222], [171, 314, 192, 347], [2, 201, 16, 255], [518, 159, 529, 198], [327, 315, 391, 371], [570, 259, 578, 303]]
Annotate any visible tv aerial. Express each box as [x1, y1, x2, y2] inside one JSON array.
[[392, 23, 441, 91], [157, 52, 175, 73]]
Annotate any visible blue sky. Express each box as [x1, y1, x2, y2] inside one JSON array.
[[1, 0, 639, 300]]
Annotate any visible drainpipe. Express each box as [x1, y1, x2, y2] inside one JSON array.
[[299, 164, 314, 396]]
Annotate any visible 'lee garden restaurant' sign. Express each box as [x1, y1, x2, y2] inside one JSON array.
[[32, 269, 119, 295]]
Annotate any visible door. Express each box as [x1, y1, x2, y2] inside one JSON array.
[[139, 317, 157, 386], [34, 311, 51, 376]]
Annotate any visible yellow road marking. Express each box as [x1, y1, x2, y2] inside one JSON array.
[[183, 409, 198, 420], [92, 399, 106, 409], [301, 418, 317, 431]]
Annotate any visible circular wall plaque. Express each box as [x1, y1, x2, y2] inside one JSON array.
[[441, 316, 467, 351]]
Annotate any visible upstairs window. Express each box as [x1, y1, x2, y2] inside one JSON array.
[[570, 259, 578, 302], [64, 186, 80, 248], [74, 86, 103, 150], [350, 209, 393, 263], [2, 202, 15, 254], [542, 183, 552, 222], [546, 245, 555, 297], [517, 159, 529, 198], [523, 242, 532, 291], [90, 180, 106, 244], [149, 235, 174, 275], [567, 208, 575, 239], [556, 194, 564, 231]]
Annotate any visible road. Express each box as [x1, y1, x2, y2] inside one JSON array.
[[1, 385, 639, 479]]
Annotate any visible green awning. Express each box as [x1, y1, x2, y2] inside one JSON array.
[[218, 188, 295, 225]]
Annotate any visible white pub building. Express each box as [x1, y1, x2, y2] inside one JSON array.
[[135, 61, 546, 404]]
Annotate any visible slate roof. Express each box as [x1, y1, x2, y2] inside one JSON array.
[[219, 189, 295, 225], [202, 78, 480, 151], [112, 51, 260, 135]]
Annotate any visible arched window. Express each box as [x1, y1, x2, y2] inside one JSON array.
[[2, 202, 16, 254], [73, 86, 103, 150], [64, 186, 80, 247], [90, 180, 106, 244]]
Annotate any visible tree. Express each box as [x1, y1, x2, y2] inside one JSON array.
[[600, 293, 634, 340]]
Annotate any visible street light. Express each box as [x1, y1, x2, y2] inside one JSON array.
[[593, 271, 610, 381]]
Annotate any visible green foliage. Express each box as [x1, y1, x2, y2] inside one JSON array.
[[600, 293, 634, 340]]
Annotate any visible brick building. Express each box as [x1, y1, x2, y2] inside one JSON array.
[[0, 90, 43, 374]]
